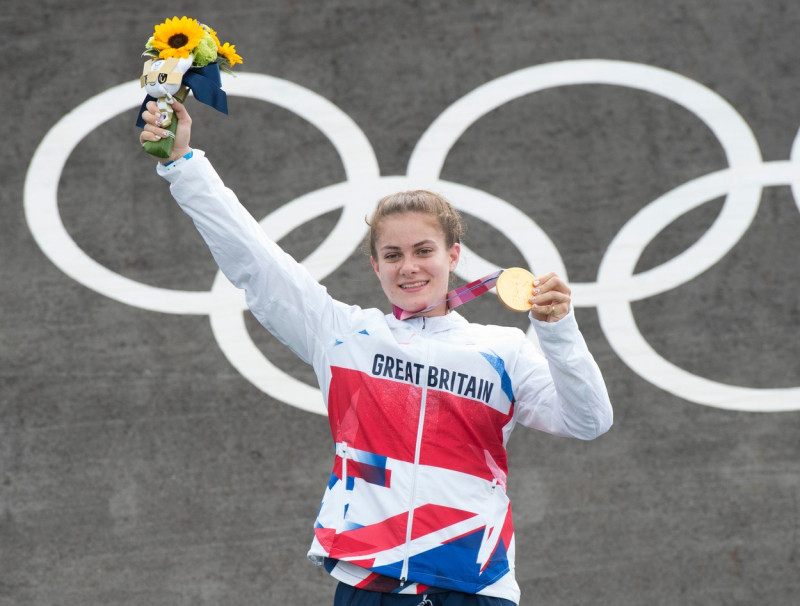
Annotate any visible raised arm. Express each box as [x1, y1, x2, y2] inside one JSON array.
[[513, 307, 613, 440], [139, 101, 355, 365]]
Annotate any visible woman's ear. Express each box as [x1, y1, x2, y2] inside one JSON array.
[[448, 243, 461, 271], [370, 256, 380, 276]]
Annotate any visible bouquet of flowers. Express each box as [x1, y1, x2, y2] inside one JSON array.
[[137, 16, 243, 158]]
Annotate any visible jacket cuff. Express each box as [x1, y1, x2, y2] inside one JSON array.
[[156, 149, 204, 178]]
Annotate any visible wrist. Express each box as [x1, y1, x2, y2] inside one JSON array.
[[161, 147, 193, 166]]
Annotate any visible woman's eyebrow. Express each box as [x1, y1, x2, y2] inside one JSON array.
[[379, 239, 437, 252]]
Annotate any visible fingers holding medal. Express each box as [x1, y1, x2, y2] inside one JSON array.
[[496, 268, 570, 323]]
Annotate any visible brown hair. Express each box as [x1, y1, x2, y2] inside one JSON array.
[[366, 190, 463, 259]]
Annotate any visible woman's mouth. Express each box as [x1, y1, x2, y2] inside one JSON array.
[[400, 281, 428, 290]]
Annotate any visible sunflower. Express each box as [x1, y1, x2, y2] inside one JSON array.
[[151, 16, 206, 60], [218, 42, 243, 67]]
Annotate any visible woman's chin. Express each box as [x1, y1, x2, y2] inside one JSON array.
[[394, 295, 428, 313]]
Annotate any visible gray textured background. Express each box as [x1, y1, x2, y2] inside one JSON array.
[[2, 1, 799, 604]]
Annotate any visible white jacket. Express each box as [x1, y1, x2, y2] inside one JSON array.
[[158, 151, 613, 604]]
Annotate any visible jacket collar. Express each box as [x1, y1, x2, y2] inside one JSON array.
[[387, 310, 467, 334]]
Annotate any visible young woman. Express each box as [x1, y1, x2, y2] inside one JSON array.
[[140, 100, 612, 606]]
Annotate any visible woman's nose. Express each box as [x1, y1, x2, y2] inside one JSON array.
[[399, 256, 418, 274]]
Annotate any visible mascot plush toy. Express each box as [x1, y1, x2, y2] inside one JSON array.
[[140, 56, 194, 130], [136, 16, 242, 158]]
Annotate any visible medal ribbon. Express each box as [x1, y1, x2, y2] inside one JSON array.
[[392, 270, 503, 320]]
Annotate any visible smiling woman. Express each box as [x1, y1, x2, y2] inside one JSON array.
[[365, 191, 464, 317], [368, 209, 461, 318], [136, 91, 612, 605]]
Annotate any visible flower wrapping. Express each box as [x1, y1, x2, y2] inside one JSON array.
[[136, 16, 243, 158]]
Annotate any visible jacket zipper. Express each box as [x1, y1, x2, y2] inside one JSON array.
[[341, 441, 348, 483], [400, 321, 429, 584], [340, 441, 348, 527]]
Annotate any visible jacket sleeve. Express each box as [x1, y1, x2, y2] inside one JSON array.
[[156, 150, 355, 366], [511, 309, 613, 440]]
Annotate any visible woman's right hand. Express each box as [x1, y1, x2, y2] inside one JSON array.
[[139, 99, 193, 163]]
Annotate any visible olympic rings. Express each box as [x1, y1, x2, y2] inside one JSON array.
[[24, 60, 800, 413]]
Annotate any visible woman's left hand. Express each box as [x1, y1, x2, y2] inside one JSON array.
[[529, 272, 571, 323]]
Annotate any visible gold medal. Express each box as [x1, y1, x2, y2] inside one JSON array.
[[496, 267, 535, 312]]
